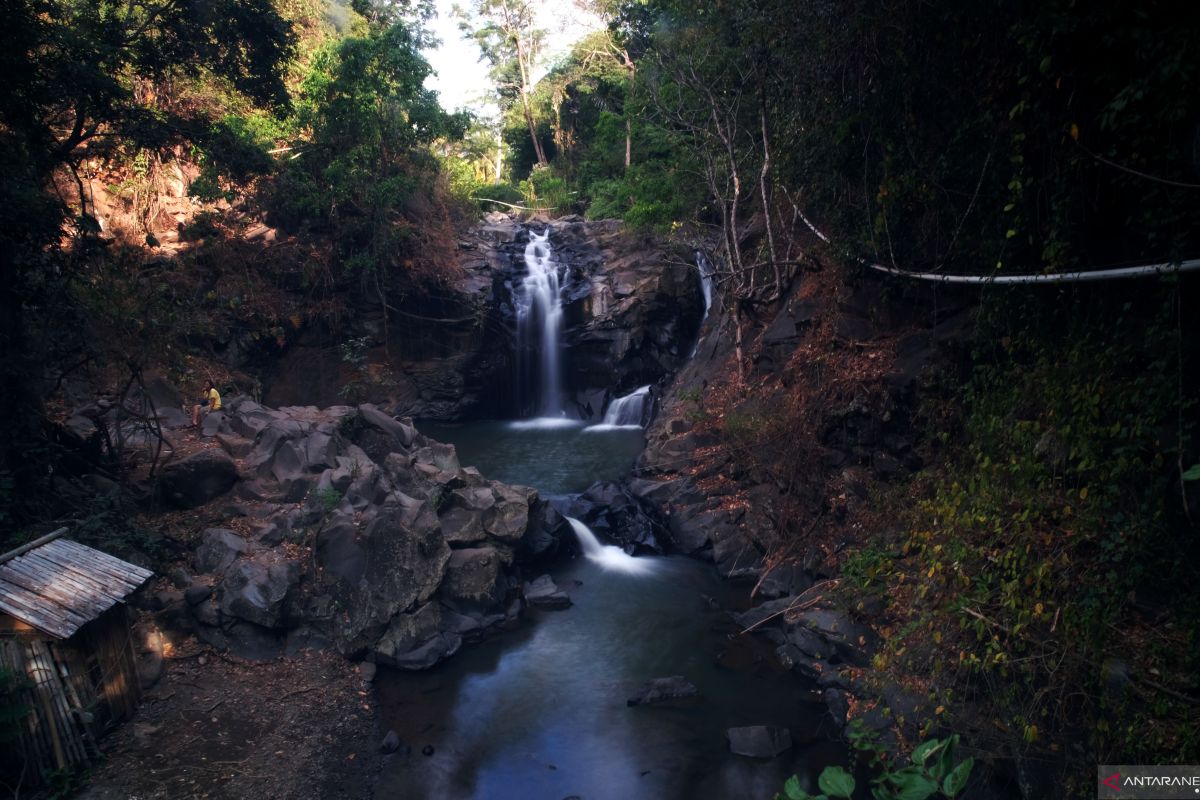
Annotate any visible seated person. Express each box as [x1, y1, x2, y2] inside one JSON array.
[[191, 380, 222, 427]]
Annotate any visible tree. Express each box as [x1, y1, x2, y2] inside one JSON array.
[[270, 14, 468, 351], [0, 0, 295, 521], [458, 0, 550, 167]]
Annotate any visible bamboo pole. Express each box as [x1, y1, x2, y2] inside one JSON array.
[[0, 528, 68, 565]]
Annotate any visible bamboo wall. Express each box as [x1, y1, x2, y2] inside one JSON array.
[[0, 606, 141, 785]]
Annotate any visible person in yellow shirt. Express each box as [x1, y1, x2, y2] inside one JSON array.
[[191, 379, 222, 427]]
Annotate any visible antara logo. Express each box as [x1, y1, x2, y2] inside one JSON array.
[[1103, 772, 1121, 791]]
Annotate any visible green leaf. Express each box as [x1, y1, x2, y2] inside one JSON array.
[[818, 766, 856, 799], [911, 738, 945, 765], [889, 768, 940, 800], [1183, 464, 1200, 481], [936, 736, 957, 781], [943, 757, 975, 797], [784, 775, 808, 800]]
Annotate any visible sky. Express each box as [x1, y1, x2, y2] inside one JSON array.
[[422, 0, 604, 116]]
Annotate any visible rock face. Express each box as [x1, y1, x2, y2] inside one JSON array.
[[260, 214, 704, 421], [160, 396, 576, 667]]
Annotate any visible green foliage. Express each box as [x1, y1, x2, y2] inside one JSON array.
[[677, 386, 710, 424], [843, 282, 1200, 790], [314, 486, 343, 513], [779, 728, 975, 800], [266, 15, 466, 287], [71, 496, 164, 566], [519, 169, 577, 215], [337, 336, 398, 403]]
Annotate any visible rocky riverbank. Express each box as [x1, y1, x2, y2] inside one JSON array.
[[143, 396, 581, 667]]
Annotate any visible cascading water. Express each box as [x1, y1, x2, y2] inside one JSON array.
[[584, 385, 650, 432], [515, 229, 567, 421], [689, 251, 716, 358], [695, 250, 714, 317], [567, 517, 655, 574], [602, 385, 651, 426]]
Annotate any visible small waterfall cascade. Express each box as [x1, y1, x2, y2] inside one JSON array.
[[603, 385, 651, 426], [688, 251, 715, 359], [516, 229, 565, 419], [567, 517, 654, 574], [695, 250, 714, 317], [585, 385, 650, 431]]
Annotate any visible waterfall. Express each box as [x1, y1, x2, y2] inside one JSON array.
[[584, 385, 650, 432], [516, 229, 565, 419], [567, 517, 654, 574], [695, 250, 714, 316], [603, 385, 651, 426], [688, 251, 716, 359]]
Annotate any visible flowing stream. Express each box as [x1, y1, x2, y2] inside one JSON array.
[[375, 227, 844, 799]]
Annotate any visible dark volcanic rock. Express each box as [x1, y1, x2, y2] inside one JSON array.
[[570, 481, 665, 554], [218, 557, 300, 629], [626, 676, 699, 706], [726, 725, 792, 759], [524, 575, 571, 608], [193, 528, 250, 573], [159, 450, 238, 508]]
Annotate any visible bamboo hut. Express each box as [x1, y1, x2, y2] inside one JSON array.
[[0, 528, 153, 783]]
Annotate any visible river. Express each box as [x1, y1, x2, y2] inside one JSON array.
[[373, 420, 846, 800]]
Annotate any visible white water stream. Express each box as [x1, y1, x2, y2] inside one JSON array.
[[516, 229, 565, 419], [567, 517, 656, 575]]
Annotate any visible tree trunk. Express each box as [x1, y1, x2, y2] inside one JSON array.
[[514, 34, 548, 166], [759, 103, 781, 299], [521, 91, 548, 166], [625, 117, 632, 169], [493, 127, 504, 183]]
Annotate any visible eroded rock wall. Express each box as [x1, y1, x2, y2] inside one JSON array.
[[260, 214, 704, 422]]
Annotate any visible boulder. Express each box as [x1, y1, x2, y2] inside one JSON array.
[[184, 584, 213, 606], [352, 404, 418, 462], [305, 430, 339, 471], [200, 411, 228, 438], [626, 676, 699, 707], [216, 432, 254, 459], [322, 506, 452, 653], [711, 525, 763, 579], [380, 730, 404, 755], [524, 575, 571, 609], [438, 506, 486, 545], [571, 481, 664, 554], [518, 500, 575, 561], [159, 450, 238, 508], [156, 407, 192, 430], [372, 602, 461, 669], [483, 485, 531, 542], [193, 528, 250, 573], [726, 726, 792, 759], [412, 442, 460, 474], [755, 562, 811, 599], [439, 547, 508, 606], [218, 558, 300, 629]]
